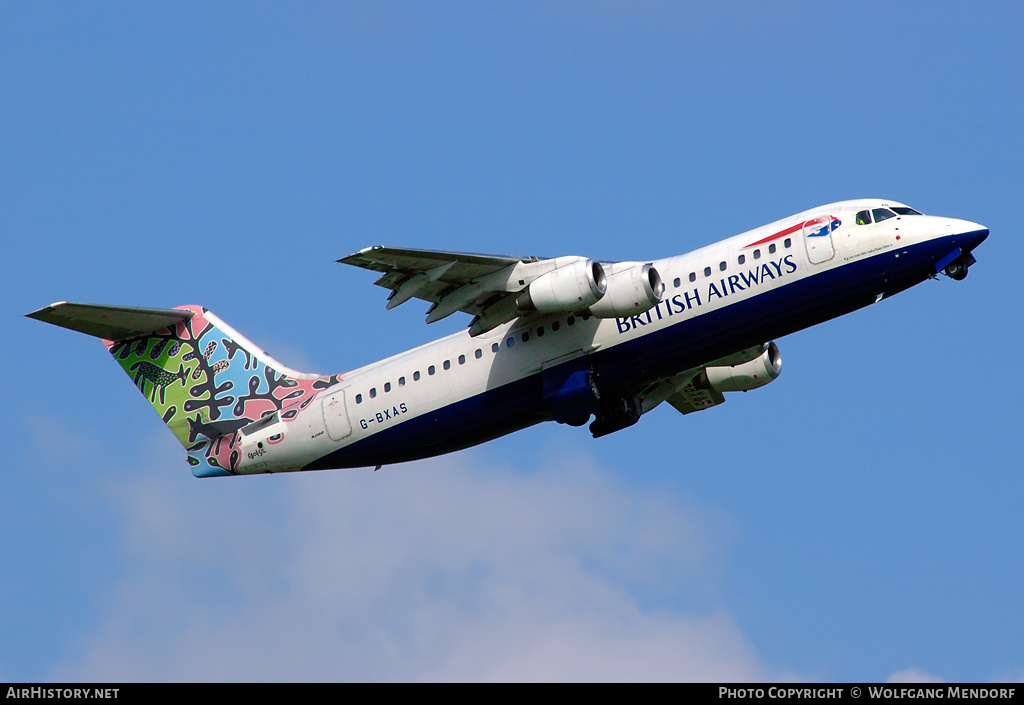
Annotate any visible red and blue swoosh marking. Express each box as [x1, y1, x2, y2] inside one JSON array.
[[745, 215, 840, 248]]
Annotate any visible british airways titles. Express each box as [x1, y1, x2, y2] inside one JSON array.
[[616, 254, 798, 333]]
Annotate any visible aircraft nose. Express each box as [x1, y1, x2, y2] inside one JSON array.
[[941, 218, 988, 251], [959, 222, 989, 251]]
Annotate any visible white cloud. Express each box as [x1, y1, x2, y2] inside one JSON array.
[[51, 445, 783, 682], [993, 668, 1024, 683], [887, 668, 946, 683]]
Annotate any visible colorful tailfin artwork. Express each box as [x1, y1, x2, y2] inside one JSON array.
[[26, 303, 341, 477]]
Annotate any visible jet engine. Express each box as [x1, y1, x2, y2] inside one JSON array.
[[517, 259, 607, 314], [697, 342, 782, 392], [589, 263, 665, 319], [707, 343, 771, 368]]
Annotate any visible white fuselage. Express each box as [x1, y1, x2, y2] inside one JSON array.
[[232, 199, 987, 475]]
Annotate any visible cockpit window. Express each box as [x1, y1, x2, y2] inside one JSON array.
[[890, 206, 923, 216], [872, 208, 897, 222], [856, 210, 871, 225]]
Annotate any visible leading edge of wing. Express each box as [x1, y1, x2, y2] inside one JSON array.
[[338, 245, 536, 272]]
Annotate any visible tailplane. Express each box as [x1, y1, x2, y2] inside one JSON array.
[[27, 303, 341, 477]]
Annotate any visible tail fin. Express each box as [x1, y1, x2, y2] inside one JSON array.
[[27, 302, 342, 477]]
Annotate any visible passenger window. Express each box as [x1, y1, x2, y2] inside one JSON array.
[[784, 238, 791, 248], [704, 266, 712, 277], [719, 261, 727, 272], [537, 327, 544, 337], [753, 249, 761, 260], [567, 315, 575, 326], [369, 388, 377, 399], [458, 354, 465, 365], [428, 365, 435, 376], [475, 349, 482, 359], [399, 377, 406, 387], [506, 338, 514, 348], [443, 360, 451, 370], [872, 208, 896, 222], [738, 254, 745, 265], [521, 331, 530, 343], [355, 394, 362, 404], [491, 343, 499, 353], [689, 272, 696, 282], [769, 244, 777, 254], [856, 210, 872, 225], [673, 277, 681, 288], [414, 371, 421, 381], [551, 321, 560, 332], [384, 382, 391, 393]]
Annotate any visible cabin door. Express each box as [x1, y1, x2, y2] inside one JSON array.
[[804, 215, 837, 265], [321, 388, 353, 441]]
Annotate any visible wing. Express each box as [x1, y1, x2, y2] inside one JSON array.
[[637, 343, 782, 417], [639, 370, 726, 416], [664, 376, 727, 415], [339, 246, 591, 335]]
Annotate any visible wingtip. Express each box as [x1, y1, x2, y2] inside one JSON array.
[[338, 245, 385, 263]]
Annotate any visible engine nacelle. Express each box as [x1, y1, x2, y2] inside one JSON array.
[[699, 342, 782, 392], [588, 263, 665, 319], [517, 259, 607, 314], [708, 343, 770, 368]]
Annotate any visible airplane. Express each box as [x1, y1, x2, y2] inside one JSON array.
[[27, 199, 987, 477]]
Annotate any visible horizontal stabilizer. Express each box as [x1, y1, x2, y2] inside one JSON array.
[[25, 302, 193, 341]]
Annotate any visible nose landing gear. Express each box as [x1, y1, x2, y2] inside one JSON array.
[[944, 260, 969, 281], [941, 252, 977, 281]]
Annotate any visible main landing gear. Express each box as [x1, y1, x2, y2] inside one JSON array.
[[589, 397, 641, 438]]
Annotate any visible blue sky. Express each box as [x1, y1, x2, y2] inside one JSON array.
[[2, 1, 1022, 682]]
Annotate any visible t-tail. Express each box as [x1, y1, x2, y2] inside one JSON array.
[[26, 303, 341, 477]]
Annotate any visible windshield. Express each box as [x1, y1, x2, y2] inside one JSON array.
[[890, 206, 923, 216], [856, 205, 924, 224]]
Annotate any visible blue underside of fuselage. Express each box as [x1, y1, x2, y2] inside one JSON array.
[[302, 230, 987, 471]]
